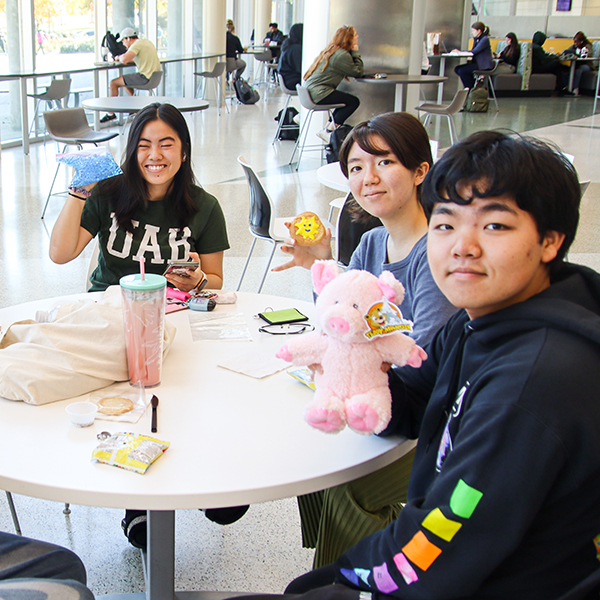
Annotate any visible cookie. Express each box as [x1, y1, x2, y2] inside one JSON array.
[[98, 397, 134, 415], [288, 212, 325, 246]]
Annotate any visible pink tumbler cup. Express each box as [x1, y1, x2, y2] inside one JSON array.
[[120, 273, 167, 387]]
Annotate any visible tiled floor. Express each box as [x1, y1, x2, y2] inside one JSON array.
[[1, 89, 600, 596]]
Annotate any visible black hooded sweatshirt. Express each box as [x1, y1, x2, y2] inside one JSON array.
[[335, 263, 600, 600]]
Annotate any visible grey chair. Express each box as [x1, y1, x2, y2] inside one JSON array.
[[289, 84, 345, 170], [473, 63, 500, 112], [415, 87, 469, 147], [236, 156, 293, 293], [28, 78, 72, 135], [195, 62, 228, 116], [41, 108, 118, 219], [254, 50, 276, 87], [273, 73, 298, 144], [129, 70, 163, 95]]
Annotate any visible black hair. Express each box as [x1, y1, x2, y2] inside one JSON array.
[[422, 130, 581, 275], [338, 112, 432, 222], [102, 103, 198, 233], [282, 23, 303, 51], [269, 22, 278, 28]]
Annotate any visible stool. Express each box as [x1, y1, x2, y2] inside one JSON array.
[[289, 84, 344, 171], [195, 62, 228, 116], [129, 71, 163, 95]]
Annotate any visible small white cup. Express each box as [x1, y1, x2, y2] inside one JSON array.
[[66, 402, 98, 427]]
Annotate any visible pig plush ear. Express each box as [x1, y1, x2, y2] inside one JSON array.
[[312, 260, 339, 295], [378, 271, 405, 304]]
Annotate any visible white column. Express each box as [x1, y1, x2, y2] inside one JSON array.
[[406, 0, 427, 116], [254, 0, 271, 47], [302, 0, 331, 134], [202, 0, 227, 103]]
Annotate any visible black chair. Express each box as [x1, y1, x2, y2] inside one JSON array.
[[236, 156, 294, 293]]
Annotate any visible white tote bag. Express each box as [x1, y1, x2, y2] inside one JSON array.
[[0, 290, 175, 405]]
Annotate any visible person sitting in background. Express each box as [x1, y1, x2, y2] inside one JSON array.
[[278, 23, 303, 90], [264, 22, 284, 59], [0, 530, 93, 599], [494, 31, 520, 74], [226, 19, 246, 81], [454, 21, 494, 88], [100, 27, 161, 123], [531, 31, 570, 94], [304, 25, 364, 144], [562, 31, 596, 95]]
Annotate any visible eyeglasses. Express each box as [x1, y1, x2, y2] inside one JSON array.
[[259, 323, 314, 335]]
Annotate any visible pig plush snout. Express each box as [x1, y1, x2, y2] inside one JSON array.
[[328, 317, 350, 334]]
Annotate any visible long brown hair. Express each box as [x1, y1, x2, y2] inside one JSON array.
[[304, 25, 356, 80]]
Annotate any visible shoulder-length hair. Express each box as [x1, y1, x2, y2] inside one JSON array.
[[102, 103, 198, 233], [338, 112, 433, 222], [304, 25, 356, 80]]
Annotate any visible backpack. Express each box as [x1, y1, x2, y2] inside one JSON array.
[[234, 78, 260, 105], [102, 31, 127, 59], [326, 124, 352, 164], [464, 77, 489, 113], [274, 107, 299, 140]]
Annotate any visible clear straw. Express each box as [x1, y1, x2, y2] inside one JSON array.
[[140, 256, 145, 281]]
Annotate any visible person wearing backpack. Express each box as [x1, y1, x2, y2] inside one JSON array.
[[304, 25, 364, 145]]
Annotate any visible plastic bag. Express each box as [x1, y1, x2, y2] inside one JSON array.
[[91, 432, 169, 474], [57, 147, 122, 187]]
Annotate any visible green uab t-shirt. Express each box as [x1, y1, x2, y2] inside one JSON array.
[[81, 183, 229, 291]]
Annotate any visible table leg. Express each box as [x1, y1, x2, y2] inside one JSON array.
[[146, 510, 175, 600], [20, 78, 29, 155], [568, 60, 576, 92], [437, 56, 446, 104], [93, 71, 101, 130], [394, 83, 406, 112]]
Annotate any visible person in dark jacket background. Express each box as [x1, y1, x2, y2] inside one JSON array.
[[208, 131, 600, 600], [454, 21, 494, 88], [278, 23, 303, 90], [531, 30, 570, 93]]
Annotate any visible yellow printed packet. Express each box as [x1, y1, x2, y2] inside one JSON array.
[[92, 432, 169, 474]]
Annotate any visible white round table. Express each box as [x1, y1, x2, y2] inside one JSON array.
[[0, 292, 414, 600]]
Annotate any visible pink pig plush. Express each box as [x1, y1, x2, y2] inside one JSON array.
[[276, 261, 427, 435]]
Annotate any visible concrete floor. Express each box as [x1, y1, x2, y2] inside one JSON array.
[[1, 88, 600, 596]]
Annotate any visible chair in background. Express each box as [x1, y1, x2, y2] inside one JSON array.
[[195, 62, 228, 116], [28, 78, 72, 135], [254, 50, 276, 87], [236, 156, 293, 293], [415, 88, 469, 147], [473, 64, 500, 111], [128, 70, 163, 95], [273, 74, 298, 144], [289, 85, 345, 170], [41, 108, 118, 219]]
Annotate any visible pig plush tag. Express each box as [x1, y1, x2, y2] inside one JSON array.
[[276, 261, 427, 435]]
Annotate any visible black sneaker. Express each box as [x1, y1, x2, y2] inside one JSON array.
[[121, 510, 147, 549], [100, 113, 117, 123], [202, 505, 250, 525]]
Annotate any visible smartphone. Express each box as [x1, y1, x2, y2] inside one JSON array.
[[258, 308, 309, 325], [162, 260, 199, 278]]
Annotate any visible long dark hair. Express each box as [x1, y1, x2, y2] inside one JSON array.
[[338, 112, 433, 222], [503, 32, 519, 59], [102, 103, 198, 233]]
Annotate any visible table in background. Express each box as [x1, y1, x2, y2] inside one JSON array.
[[0, 292, 414, 600], [560, 55, 599, 92], [356, 74, 447, 112], [82, 96, 209, 130], [434, 51, 472, 103], [317, 161, 349, 193]]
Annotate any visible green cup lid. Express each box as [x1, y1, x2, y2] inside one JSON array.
[[119, 273, 166, 291]]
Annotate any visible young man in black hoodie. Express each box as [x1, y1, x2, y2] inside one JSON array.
[[224, 131, 600, 600]]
